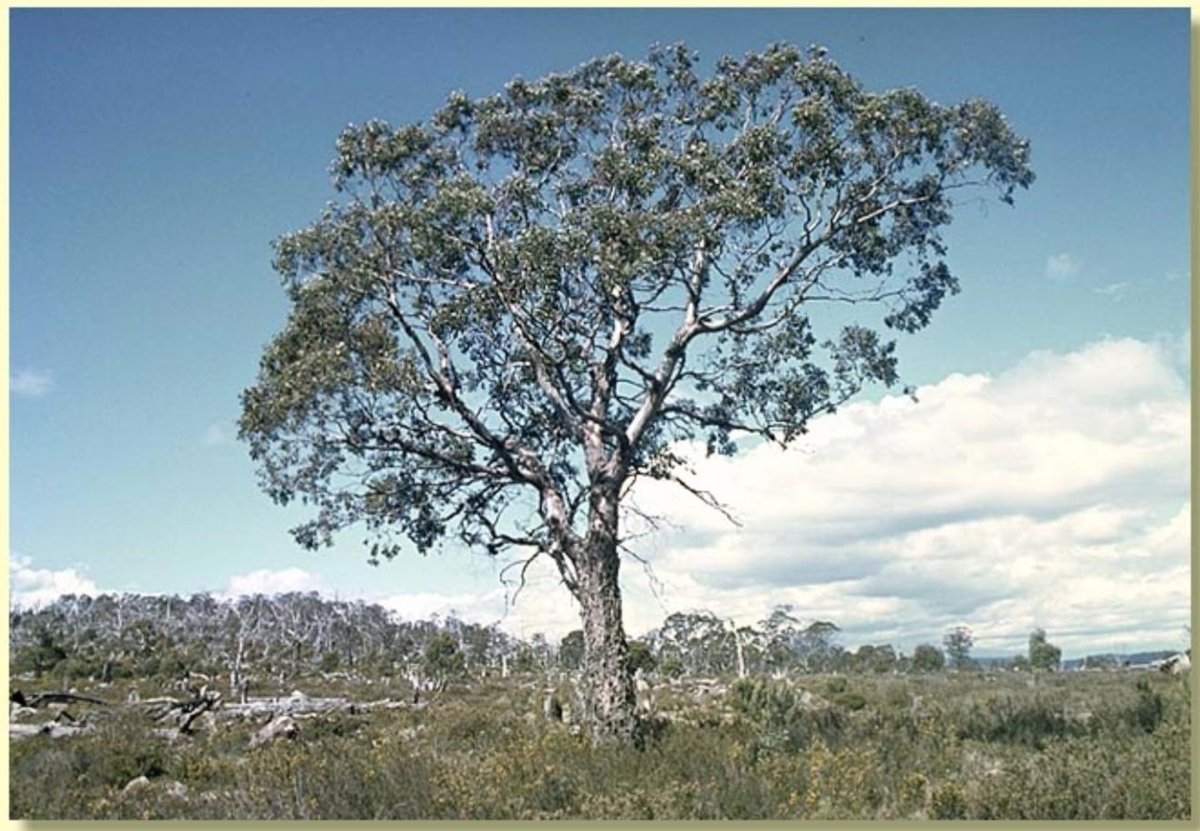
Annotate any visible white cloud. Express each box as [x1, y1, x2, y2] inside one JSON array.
[[11, 368, 55, 398], [218, 567, 323, 599], [1045, 252, 1082, 280], [1094, 282, 1129, 300], [203, 421, 235, 447], [616, 335, 1189, 655], [10, 555, 100, 608], [377, 568, 585, 639]]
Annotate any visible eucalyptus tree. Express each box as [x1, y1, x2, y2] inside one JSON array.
[[758, 604, 804, 673], [651, 610, 739, 676], [944, 625, 975, 671], [1028, 628, 1062, 671], [240, 42, 1033, 738], [911, 642, 946, 673]]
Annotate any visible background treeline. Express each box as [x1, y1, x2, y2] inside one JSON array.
[[11, 592, 1079, 687]]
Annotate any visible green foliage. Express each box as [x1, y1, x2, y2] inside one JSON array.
[[1130, 679, 1165, 734], [659, 658, 684, 679], [239, 40, 1033, 574], [1029, 628, 1062, 671], [558, 630, 584, 670], [626, 640, 656, 675], [943, 626, 974, 670], [12, 626, 68, 677], [851, 643, 897, 674], [911, 643, 945, 673], [833, 690, 867, 711], [729, 677, 846, 757], [423, 633, 466, 680], [956, 694, 1081, 749]]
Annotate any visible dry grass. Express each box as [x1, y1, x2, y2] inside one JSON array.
[[9, 670, 1190, 820]]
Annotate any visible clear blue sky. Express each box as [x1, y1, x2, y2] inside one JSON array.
[[10, 9, 1190, 651]]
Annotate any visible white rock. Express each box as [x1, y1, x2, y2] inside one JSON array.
[[122, 775, 152, 795]]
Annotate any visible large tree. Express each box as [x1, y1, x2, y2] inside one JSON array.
[[240, 43, 1032, 738]]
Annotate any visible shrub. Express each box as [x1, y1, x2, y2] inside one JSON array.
[[833, 691, 867, 711], [1131, 679, 1165, 734]]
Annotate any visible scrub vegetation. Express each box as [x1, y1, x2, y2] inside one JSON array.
[[10, 593, 1190, 820]]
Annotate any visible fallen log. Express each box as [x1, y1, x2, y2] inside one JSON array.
[[10, 722, 93, 741], [13, 690, 109, 709], [220, 694, 424, 720], [136, 690, 222, 733], [221, 693, 354, 719]]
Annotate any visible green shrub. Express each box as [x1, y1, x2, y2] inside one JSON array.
[[956, 694, 1080, 749], [1131, 679, 1165, 733], [825, 676, 849, 695], [833, 691, 867, 711]]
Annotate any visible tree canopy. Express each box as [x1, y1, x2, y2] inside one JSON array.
[[943, 625, 975, 670], [241, 42, 1033, 571], [1029, 628, 1062, 671]]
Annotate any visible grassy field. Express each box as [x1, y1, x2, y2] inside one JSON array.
[[9, 669, 1191, 820]]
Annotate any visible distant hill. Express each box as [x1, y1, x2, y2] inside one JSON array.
[[1061, 650, 1179, 671], [972, 650, 1180, 670]]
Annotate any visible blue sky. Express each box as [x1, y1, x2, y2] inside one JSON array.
[[10, 8, 1190, 655]]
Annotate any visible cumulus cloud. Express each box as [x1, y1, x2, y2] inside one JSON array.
[[10, 555, 100, 608], [217, 567, 323, 599], [617, 336, 1189, 655], [1045, 252, 1082, 280], [11, 368, 55, 398]]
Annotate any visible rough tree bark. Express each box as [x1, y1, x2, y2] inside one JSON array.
[[561, 464, 638, 739], [574, 545, 636, 740]]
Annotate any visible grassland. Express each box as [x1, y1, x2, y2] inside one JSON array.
[[9, 669, 1190, 820]]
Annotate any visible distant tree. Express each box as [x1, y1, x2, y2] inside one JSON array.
[[799, 621, 843, 672], [559, 629, 585, 670], [1028, 628, 1062, 671], [511, 644, 541, 675], [1083, 654, 1116, 670], [911, 643, 945, 673], [13, 626, 67, 678], [1011, 654, 1031, 672], [852, 643, 897, 674], [626, 639, 656, 675], [651, 611, 739, 677], [758, 605, 803, 673], [239, 43, 1033, 738], [943, 626, 974, 670], [423, 632, 467, 681], [659, 657, 685, 679]]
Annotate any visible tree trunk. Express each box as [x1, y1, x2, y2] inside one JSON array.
[[574, 537, 637, 741]]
